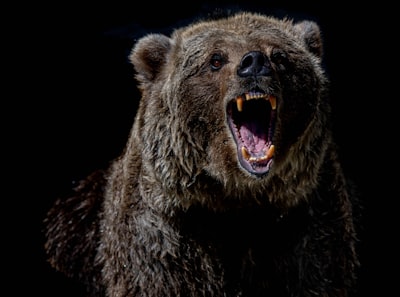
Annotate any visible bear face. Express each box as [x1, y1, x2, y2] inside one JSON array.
[[44, 11, 360, 297], [130, 12, 329, 209]]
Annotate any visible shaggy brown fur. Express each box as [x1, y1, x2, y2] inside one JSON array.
[[44, 12, 361, 296]]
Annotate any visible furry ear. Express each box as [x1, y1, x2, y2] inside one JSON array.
[[293, 21, 323, 58], [129, 33, 172, 83]]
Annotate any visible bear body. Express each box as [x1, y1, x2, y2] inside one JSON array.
[[44, 12, 360, 297]]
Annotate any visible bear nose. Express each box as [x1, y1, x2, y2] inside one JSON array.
[[237, 51, 271, 78]]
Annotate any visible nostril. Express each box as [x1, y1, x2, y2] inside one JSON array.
[[237, 51, 271, 78], [241, 55, 254, 69]]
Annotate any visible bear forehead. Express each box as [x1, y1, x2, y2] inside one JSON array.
[[177, 13, 294, 40], [172, 13, 302, 54]]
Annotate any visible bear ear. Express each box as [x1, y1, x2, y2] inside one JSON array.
[[293, 21, 323, 58], [129, 33, 172, 82]]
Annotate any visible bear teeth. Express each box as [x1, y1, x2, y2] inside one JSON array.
[[269, 96, 276, 110], [241, 145, 275, 161], [236, 94, 276, 112]]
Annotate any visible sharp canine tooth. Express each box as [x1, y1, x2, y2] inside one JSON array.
[[269, 95, 277, 110], [236, 96, 243, 112], [266, 145, 275, 159], [241, 147, 250, 160]]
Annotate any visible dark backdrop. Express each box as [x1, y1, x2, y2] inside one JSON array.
[[11, 1, 393, 296]]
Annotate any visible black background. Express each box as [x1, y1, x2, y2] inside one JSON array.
[[9, 1, 394, 296]]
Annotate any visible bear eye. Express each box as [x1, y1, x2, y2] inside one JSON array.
[[210, 53, 225, 71], [271, 49, 289, 71], [271, 49, 288, 66]]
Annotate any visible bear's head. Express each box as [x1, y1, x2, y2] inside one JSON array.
[[129, 12, 331, 209]]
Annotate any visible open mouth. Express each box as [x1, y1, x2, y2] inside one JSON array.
[[227, 90, 277, 176]]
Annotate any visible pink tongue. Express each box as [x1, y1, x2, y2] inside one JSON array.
[[240, 124, 267, 155]]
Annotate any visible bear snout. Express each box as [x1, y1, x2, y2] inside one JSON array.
[[237, 50, 272, 78]]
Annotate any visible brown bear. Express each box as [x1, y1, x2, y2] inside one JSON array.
[[44, 11, 361, 297]]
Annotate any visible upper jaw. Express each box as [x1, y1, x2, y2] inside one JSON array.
[[235, 91, 276, 111]]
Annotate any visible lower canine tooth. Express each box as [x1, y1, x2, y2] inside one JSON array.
[[241, 146, 250, 160], [266, 145, 275, 159]]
